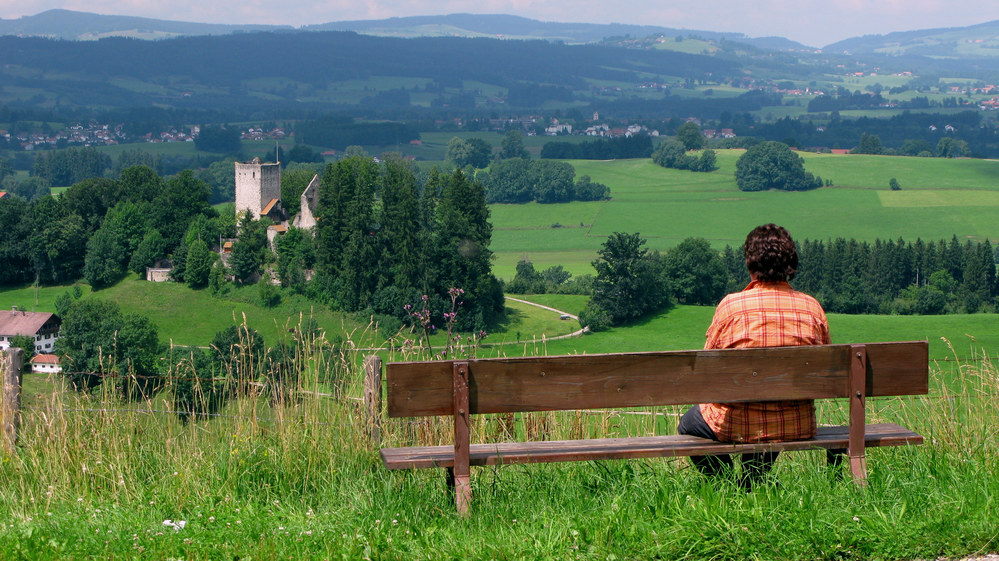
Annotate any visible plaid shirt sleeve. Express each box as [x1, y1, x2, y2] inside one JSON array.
[[699, 280, 830, 442]]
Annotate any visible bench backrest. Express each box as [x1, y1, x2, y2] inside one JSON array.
[[385, 341, 928, 418]]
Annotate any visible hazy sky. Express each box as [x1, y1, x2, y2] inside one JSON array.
[[2, 0, 998, 47]]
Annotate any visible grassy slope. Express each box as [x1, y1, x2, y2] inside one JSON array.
[[0, 277, 577, 347], [6, 279, 992, 361], [491, 152, 999, 279], [532, 300, 998, 362]]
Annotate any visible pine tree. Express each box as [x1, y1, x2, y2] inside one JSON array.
[[377, 156, 422, 292], [432, 169, 503, 329], [588, 232, 671, 324], [185, 239, 214, 289], [314, 156, 379, 310]]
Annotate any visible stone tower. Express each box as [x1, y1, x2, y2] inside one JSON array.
[[235, 157, 282, 220]]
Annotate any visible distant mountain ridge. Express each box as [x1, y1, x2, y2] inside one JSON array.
[[0, 9, 291, 40], [304, 13, 812, 50], [3, 9, 999, 59], [825, 19, 999, 57], [0, 9, 811, 49]]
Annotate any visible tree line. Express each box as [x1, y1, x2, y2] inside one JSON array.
[[477, 159, 610, 204], [749, 111, 999, 158], [570, 231, 999, 330], [0, 165, 217, 288], [540, 134, 653, 160]]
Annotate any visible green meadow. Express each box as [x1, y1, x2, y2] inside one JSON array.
[[527, 297, 999, 363], [0, 277, 578, 348], [5, 153, 999, 560], [491, 151, 999, 279], [2, 296, 997, 560]]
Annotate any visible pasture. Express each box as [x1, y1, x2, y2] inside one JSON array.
[[1, 304, 996, 560], [490, 151, 999, 279]]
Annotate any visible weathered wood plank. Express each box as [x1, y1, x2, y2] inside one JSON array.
[[380, 423, 923, 470], [386, 342, 928, 417], [364, 355, 382, 446], [865, 341, 929, 396], [2, 347, 24, 454]]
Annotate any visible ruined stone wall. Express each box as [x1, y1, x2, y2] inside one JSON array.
[[292, 174, 320, 230]]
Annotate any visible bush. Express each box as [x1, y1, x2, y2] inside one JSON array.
[[735, 141, 822, 192], [257, 278, 281, 307], [651, 139, 716, 172], [577, 301, 612, 332]]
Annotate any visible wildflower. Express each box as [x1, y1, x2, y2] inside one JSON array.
[[162, 520, 187, 531]]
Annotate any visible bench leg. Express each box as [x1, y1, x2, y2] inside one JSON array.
[[445, 468, 471, 514], [452, 362, 472, 514], [849, 453, 867, 485], [848, 345, 869, 487]]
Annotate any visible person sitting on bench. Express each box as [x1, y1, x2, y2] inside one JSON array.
[[677, 223, 830, 488]]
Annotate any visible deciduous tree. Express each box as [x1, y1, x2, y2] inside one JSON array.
[[586, 232, 671, 326], [735, 141, 822, 192], [675, 121, 705, 151]]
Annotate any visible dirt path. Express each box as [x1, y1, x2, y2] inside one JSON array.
[[504, 296, 588, 341]]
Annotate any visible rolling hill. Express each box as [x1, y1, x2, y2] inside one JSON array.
[[825, 19, 999, 58], [0, 9, 290, 40]]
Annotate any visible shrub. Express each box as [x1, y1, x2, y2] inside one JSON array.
[[577, 301, 612, 332], [735, 141, 822, 192]]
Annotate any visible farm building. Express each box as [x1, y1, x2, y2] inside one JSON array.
[[29, 353, 62, 374], [0, 307, 61, 353]]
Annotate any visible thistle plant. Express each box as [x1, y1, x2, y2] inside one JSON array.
[[402, 287, 487, 360]]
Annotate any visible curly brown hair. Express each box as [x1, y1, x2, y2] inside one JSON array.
[[744, 223, 798, 282]]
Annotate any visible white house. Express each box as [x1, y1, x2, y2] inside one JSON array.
[[29, 354, 62, 374], [0, 307, 61, 353]]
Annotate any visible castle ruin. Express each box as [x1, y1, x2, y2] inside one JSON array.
[[235, 157, 283, 221]]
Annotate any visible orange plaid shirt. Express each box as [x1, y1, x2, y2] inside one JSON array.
[[699, 280, 830, 442]]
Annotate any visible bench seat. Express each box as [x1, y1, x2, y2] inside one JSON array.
[[376, 343, 929, 512], [381, 422, 923, 470]]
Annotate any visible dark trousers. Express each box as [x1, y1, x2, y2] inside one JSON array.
[[676, 405, 779, 487]]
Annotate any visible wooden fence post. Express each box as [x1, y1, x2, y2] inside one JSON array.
[[364, 355, 382, 446], [2, 347, 24, 454]]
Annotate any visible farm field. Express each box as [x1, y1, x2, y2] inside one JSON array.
[[490, 151, 999, 279]]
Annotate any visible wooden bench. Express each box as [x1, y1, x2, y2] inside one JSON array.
[[379, 341, 929, 513]]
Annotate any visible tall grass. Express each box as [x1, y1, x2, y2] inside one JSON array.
[[1, 330, 998, 560]]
